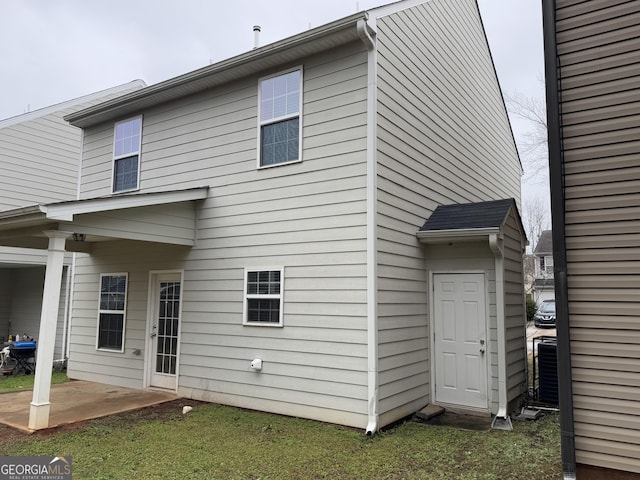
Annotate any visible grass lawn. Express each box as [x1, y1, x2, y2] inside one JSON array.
[[0, 398, 561, 480], [0, 371, 69, 393]]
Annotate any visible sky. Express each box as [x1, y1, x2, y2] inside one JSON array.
[[0, 0, 547, 211]]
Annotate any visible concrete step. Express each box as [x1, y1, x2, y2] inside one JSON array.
[[414, 404, 445, 421]]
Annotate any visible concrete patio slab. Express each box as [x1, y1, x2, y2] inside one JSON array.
[[0, 380, 178, 432]]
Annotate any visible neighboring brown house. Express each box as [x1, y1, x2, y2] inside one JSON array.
[[543, 1, 640, 478]]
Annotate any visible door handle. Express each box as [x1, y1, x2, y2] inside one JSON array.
[[150, 332, 157, 338], [479, 348, 485, 355]]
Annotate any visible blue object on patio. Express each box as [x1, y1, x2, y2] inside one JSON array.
[[7, 340, 37, 375]]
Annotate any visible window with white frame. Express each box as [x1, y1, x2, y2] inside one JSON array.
[[539, 255, 554, 276], [258, 69, 301, 167], [113, 116, 142, 192], [97, 273, 128, 351], [244, 269, 284, 326]]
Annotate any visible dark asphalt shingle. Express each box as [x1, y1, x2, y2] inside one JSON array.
[[419, 198, 517, 231]]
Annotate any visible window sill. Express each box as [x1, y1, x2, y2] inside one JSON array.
[[257, 159, 302, 170], [243, 322, 283, 328], [96, 347, 125, 353]]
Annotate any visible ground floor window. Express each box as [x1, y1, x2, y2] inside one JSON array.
[[97, 273, 128, 351], [244, 268, 283, 326]]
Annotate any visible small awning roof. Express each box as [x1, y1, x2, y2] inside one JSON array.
[[0, 187, 209, 252], [417, 198, 526, 244]]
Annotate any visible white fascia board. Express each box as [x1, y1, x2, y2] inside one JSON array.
[[45, 187, 209, 221], [417, 227, 501, 244]]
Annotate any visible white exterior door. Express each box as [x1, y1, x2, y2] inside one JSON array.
[[148, 273, 181, 390], [433, 273, 488, 409]]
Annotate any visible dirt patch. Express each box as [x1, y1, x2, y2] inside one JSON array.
[[0, 398, 204, 449]]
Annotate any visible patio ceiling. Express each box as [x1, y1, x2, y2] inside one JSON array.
[[0, 187, 209, 252]]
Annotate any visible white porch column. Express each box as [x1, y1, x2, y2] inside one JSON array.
[[29, 230, 71, 430]]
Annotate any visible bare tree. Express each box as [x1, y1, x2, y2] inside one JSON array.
[[522, 193, 549, 253], [506, 90, 549, 181]]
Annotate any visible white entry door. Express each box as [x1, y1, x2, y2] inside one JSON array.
[[433, 273, 488, 409], [148, 273, 181, 390]]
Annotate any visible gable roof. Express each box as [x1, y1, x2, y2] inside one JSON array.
[[417, 198, 527, 246], [419, 198, 519, 231], [416, 198, 528, 247], [533, 230, 552, 255]]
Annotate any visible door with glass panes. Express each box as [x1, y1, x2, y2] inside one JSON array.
[[148, 273, 181, 389]]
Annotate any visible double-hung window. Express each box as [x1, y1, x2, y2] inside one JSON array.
[[244, 269, 284, 326], [258, 69, 302, 167], [113, 116, 142, 192], [97, 273, 128, 351]]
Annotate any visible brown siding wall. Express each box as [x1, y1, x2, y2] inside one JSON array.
[[554, 0, 640, 474]]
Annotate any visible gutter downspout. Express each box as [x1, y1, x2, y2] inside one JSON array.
[[542, 0, 576, 477], [489, 233, 512, 430], [357, 16, 379, 436]]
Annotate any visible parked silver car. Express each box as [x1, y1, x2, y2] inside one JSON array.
[[534, 300, 556, 328]]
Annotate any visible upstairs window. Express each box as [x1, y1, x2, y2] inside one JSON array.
[[539, 255, 554, 276], [244, 268, 284, 326], [258, 69, 302, 167], [113, 116, 142, 192]]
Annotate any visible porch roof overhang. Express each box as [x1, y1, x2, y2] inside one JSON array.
[[0, 186, 209, 252], [416, 198, 527, 248]]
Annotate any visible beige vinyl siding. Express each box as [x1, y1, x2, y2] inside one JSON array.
[[60, 202, 200, 246], [374, 0, 520, 422], [73, 43, 372, 427], [0, 269, 10, 341], [0, 82, 144, 210], [2, 267, 67, 359], [554, 0, 640, 473], [68, 242, 188, 389], [502, 214, 527, 408], [0, 111, 79, 209], [8, 268, 45, 346]]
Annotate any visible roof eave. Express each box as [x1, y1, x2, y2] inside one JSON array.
[[64, 12, 368, 129], [417, 227, 501, 244], [45, 186, 209, 221]]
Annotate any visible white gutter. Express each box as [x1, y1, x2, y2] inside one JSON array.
[[489, 233, 512, 430], [357, 17, 379, 436], [417, 227, 500, 244]]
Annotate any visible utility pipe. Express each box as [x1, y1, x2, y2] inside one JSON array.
[[542, 0, 576, 477]]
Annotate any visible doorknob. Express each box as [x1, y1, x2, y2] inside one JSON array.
[[479, 348, 485, 355]]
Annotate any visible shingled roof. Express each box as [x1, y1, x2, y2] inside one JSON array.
[[419, 198, 518, 232], [533, 230, 553, 254]]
